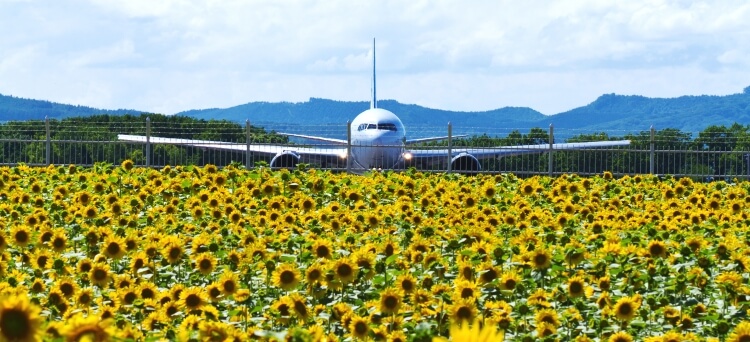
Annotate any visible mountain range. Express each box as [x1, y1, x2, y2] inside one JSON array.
[[2, 85, 750, 138]]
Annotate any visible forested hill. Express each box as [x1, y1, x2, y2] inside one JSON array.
[[179, 87, 750, 133], [0, 93, 143, 120], [542, 86, 750, 133], [178, 98, 547, 129], [3, 86, 750, 134]]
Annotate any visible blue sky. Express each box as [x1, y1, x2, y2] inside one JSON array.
[[1, 0, 749, 115]]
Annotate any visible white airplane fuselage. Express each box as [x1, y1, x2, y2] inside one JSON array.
[[348, 108, 409, 169]]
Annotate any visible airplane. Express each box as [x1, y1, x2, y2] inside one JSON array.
[[119, 39, 630, 172]]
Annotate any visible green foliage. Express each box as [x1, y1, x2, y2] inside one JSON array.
[[0, 114, 287, 167]]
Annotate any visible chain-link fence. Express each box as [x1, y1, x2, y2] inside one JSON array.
[[2, 118, 749, 179]]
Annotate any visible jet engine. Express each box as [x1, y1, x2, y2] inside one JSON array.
[[450, 153, 481, 172], [270, 151, 300, 169]]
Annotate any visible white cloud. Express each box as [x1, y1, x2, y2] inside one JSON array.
[[0, 0, 749, 115]]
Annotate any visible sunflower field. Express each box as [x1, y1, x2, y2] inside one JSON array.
[[2, 162, 750, 342]]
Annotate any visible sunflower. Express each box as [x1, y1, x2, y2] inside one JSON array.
[[50, 232, 67, 253], [478, 264, 500, 285], [272, 263, 301, 291], [10, 225, 31, 248], [663, 306, 680, 325], [76, 191, 93, 206], [348, 315, 370, 340], [567, 275, 587, 298], [217, 271, 239, 296], [536, 321, 557, 337], [648, 240, 668, 258], [456, 260, 474, 281], [564, 244, 586, 266], [530, 248, 552, 270], [528, 288, 552, 308], [89, 263, 111, 288], [396, 274, 417, 294], [727, 321, 750, 342], [305, 264, 324, 285], [613, 296, 640, 321], [62, 313, 114, 342], [193, 253, 217, 276], [162, 238, 184, 264], [77, 258, 93, 274], [162, 301, 180, 318], [449, 298, 477, 324], [128, 251, 150, 275], [206, 283, 222, 302], [198, 321, 234, 342], [82, 205, 98, 219], [102, 235, 126, 260], [76, 288, 94, 308], [332, 258, 358, 285], [311, 239, 333, 259], [0, 294, 44, 342], [389, 330, 408, 342], [119, 286, 139, 306], [56, 278, 78, 298], [0, 231, 7, 251], [179, 287, 206, 311], [432, 323, 504, 342], [271, 297, 293, 325], [500, 271, 521, 292], [139, 282, 158, 300], [535, 308, 560, 327], [353, 249, 376, 280], [30, 279, 45, 294], [204, 163, 218, 174], [411, 289, 432, 306], [121, 159, 134, 171], [30, 249, 52, 270], [382, 241, 398, 257], [289, 292, 310, 321], [608, 331, 634, 342], [379, 287, 403, 314], [454, 279, 479, 300]]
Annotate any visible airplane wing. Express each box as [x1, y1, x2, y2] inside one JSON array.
[[407, 140, 631, 160], [405, 135, 468, 145], [117, 134, 347, 167], [277, 133, 347, 145]]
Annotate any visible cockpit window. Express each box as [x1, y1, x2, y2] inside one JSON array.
[[357, 123, 398, 132], [377, 123, 397, 131]]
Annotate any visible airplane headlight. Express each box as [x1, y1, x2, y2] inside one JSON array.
[[403, 152, 413, 160], [339, 151, 348, 159]]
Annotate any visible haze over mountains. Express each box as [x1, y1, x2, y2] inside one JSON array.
[[2, 85, 750, 137]]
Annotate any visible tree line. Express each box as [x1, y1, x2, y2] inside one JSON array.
[[3, 114, 750, 178], [0, 114, 288, 167], [420, 123, 750, 177]]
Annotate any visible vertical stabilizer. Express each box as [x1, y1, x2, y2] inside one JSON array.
[[371, 38, 377, 109]]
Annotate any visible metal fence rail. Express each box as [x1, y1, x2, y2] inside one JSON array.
[[2, 118, 750, 179]]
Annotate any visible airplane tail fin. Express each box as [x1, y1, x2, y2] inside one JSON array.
[[371, 38, 377, 109]]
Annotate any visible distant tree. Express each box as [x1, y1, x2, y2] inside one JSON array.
[[0, 114, 287, 167]]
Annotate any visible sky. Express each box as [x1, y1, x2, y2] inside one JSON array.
[[1, 0, 749, 115]]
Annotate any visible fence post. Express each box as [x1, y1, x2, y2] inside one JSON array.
[[346, 121, 351, 173], [246, 119, 251, 170], [650, 125, 655, 174], [45, 116, 51, 165], [145, 117, 151, 168], [548, 124, 554, 177], [447, 122, 453, 174]]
